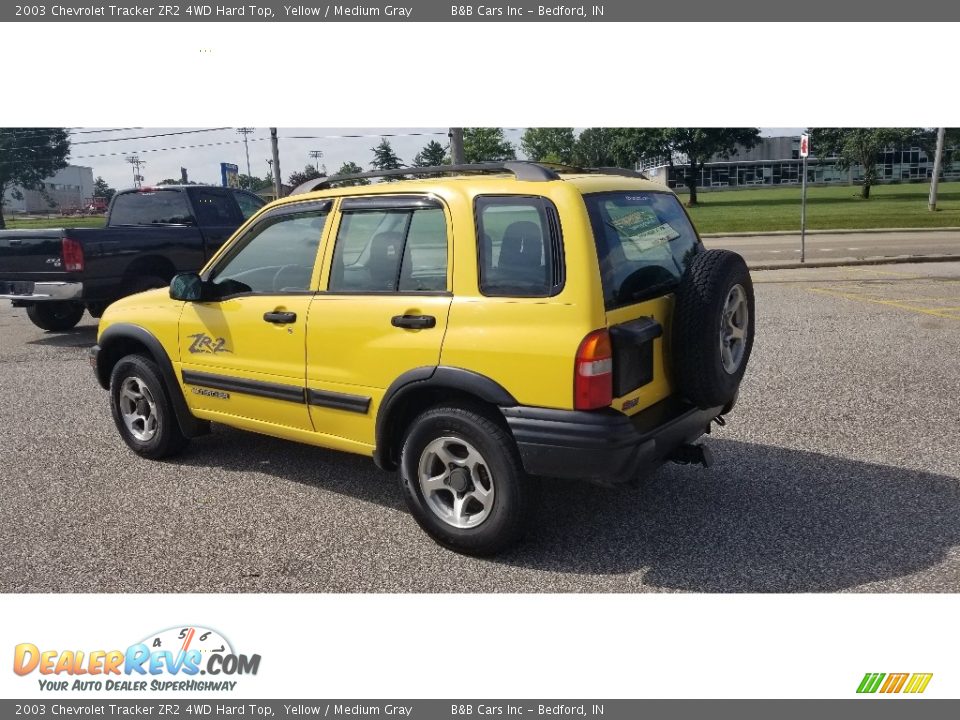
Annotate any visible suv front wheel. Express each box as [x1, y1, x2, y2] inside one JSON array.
[[399, 405, 531, 556], [109, 354, 189, 460]]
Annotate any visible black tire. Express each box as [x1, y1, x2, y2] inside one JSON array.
[[672, 249, 755, 409], [398, 404, 531, 556], [25, 302, 85, 332], [109, 354, 189, 460]]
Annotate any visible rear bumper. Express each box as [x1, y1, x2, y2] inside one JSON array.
[[0, 280, 83, 302], [502, 396, 724, 486]]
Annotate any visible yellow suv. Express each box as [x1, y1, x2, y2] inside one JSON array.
[[90, 162, 754, 555]]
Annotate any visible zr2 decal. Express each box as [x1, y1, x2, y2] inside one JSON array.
[[188, 333, 230, 354]]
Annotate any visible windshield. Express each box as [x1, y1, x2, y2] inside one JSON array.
[[584, 191, 700, 309]]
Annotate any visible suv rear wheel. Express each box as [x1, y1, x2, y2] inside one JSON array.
[[399, 405, 531, 556], [109, 354, 189, 460]]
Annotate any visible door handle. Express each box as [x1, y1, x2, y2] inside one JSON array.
[[391, 314, 436, 330], [263, 311, 297, 324]]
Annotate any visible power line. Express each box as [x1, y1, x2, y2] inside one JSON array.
[[237, 127, 254, 180], [126, 155, 146, 189], [0, 127, 233, 152]]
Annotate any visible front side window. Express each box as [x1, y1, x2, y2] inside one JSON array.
[[208, 210, 328, 297], [475, 196, 563, 298], [234, 191, 266, 219], [583, 191, 700, 309], [328, 206, 448, 293]]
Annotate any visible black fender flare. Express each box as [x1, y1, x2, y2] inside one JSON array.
[[95, 323, 210, 438], [373, 366, 518, 470]]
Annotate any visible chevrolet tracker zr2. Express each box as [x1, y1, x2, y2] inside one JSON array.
[[90, 162, 755, 556]]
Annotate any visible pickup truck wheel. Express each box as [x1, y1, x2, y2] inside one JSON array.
[[109, 354, 189, 460], [399, 405, 530, 556], [672, 249, 755, 409], [25, 302, 85, 332]]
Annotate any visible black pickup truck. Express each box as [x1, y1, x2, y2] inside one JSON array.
[[0, 185, 265, 331]]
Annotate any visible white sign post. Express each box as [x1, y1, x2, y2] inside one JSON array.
[[799, 133, 809, 263]]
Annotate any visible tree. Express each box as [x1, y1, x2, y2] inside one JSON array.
[[93, 176, 116, 201], [462, 128, 516, 163], [238, 174, 270, 192], [572, 128, 622, 167], [413, 140, 448, 167], [331, 161, 370, 187], [808, 128, 915, 199], [621, 128, 761, 205], [521, 128, 576, 164], [370, 138, 404, 180], [287, 163, 325, 188], [0, 128, 71, 229]]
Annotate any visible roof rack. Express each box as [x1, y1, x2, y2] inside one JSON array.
[[289, 161, 649, 195]]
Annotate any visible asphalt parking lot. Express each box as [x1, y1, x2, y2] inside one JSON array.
[[2, 261, 959, 593]]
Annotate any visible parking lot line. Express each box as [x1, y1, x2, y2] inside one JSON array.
[[808, 287, 960, 320]]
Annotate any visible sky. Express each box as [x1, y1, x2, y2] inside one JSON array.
[[68, 127, 805, 191]]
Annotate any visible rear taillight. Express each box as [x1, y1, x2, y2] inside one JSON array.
[[574, 329, 613, 410], [62, 237, 84, 272]]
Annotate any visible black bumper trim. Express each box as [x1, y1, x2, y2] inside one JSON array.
[[502, 396, 723, 486]]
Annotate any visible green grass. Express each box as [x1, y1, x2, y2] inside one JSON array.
[[2, 215, 107, 230], [677, 182, 960, 234]]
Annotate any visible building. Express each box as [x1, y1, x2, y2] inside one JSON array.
[[641, 137, 960, 191], [1, 165, 95, 214]]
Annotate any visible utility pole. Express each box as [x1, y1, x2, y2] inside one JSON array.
[[237, 127, 254, 181], [309, 149, 324, 173], [449, 128, 465, 165], [928, 127, 946, 211], [125, 155, 145, 188], [270, 128, 282, 198]]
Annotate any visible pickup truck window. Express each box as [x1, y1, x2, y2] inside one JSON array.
[[110, 190, 193, 225], [192, 189, 241, 225], [209, 210, 328, 297], [235, 192, 265, 219]]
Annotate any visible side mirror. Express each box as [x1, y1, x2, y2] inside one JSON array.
[[169, 272, 205, 302]]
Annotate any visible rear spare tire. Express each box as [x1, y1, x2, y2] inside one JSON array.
[[672, 249, 754, 409], [26, 302, 85, 332]]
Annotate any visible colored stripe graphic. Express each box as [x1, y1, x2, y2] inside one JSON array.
[[857, 673, 885, 694], [904, 674, 933, 694], [857, 672, 932, 694], [880, 673, 909, 693]]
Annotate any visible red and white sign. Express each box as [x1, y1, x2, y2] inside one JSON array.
[[800, 133, 810, 158]]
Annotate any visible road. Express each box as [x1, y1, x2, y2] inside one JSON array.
[[1, 261, 959, 592], [704, 229, 960, 266]]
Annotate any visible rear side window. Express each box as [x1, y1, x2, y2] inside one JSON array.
[[191, 189, 242, 225], [328, 207, 448, 293], [110, 191, 193, 225], [475, 196, 563, 297]]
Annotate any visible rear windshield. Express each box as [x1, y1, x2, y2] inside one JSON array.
[[110, 190, 193, 225], [584, 191, 700, 309]]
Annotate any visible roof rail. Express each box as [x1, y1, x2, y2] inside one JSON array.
[[535, 162, 650, 180], [290, 161, 561, 195], [288, 161, 649, 196]]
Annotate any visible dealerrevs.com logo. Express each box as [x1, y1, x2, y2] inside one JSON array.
[[13, 626, 261, 693]]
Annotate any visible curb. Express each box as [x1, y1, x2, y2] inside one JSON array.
[[702, 227, 960, 239], [750, 254, 960, 271]]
